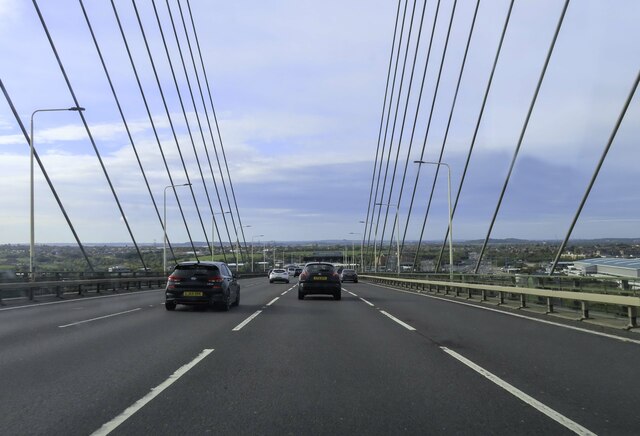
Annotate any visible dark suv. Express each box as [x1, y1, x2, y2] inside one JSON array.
[[298, 262, 342, 300], [165, 261, 240, 311]]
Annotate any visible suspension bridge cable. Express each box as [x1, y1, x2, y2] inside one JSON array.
[[389, 0, 443, 261], [362, 0, 404, 270], [398, 0, 480, 271], [393, 0, 444, 261], [412, 0, 480, 271], [0, 79, 95, 273], [408, 0, 459, 267], [149, 0, 234, 264], [369, 0, 410, 267], [130, 0, 212, 259], [32, 0, 148, 270], [376, 0, 428, 264], [474, 0, 571, 273], [184, 0, 249, 257], [435, 0, 515, 272], [389, 0, 450, 262], [161, 0, 231, 262], [110, 0, 203, 261], [78, 0, 178, 264], [375, 0, 419, 253], [174, 0, 241, 261], [549, 69, 639, 275]]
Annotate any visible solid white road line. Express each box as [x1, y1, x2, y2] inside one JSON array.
[[359, 297, 375, 307], [369, 282, 640, 346], [58, 308, 141, 328], [346, 290, 358, 297], [0, 289, 162, 312], [441, 347, 596, 436], [379, 310, 416, 331], [91, 348, 214, 436], [266, 297, 279, 306], [232, 310, 263, 331]]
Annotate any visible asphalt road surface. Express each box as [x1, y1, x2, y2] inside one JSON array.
[[1, 276, 639, 435]]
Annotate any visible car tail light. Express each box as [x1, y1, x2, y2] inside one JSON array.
[[207, 275, 224, 285], [299, 272, 308, 281], [332, 272, 340, 280], [167, 274, 181, 289]]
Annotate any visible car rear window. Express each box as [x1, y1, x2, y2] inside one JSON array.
[[273, 269, 286, 273], [172, 265, 220, 277], [305, 264, 335, 274], [343, 269, 355, 273]]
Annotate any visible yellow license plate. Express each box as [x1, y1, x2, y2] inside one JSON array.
[[183, 291, 203, 297], [313, 276, 327, 281]]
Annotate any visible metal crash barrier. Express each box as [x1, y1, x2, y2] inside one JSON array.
[[361, 275, 640, 329], [0, 273, 266, 305], [0, 276, 167, 304]]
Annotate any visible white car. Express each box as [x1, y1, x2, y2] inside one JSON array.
[[269, 269, 290, 283]]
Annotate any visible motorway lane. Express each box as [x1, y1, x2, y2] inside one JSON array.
[[2, 276, 636, 434], [0, 277, 281, 435], [106, 284, 568, 435], [350, 280, 640, 435]]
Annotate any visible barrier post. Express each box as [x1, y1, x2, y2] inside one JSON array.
[[581, 301, 589, 320], [627, 306, 637, 329]]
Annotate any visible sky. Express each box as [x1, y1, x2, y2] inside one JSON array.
[[0, 0, 639, 246]]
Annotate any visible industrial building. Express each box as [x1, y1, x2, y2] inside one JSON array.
[[573, 258, 640, 278]]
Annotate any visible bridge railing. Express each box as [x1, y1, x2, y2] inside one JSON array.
[[368, 272, 637, 295], [0, 272, 267, 305], [0, 276, 168, 303], [361, 274, 640, 329]]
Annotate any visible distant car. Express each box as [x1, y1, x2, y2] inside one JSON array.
[[269, 269, 290, 283], [165, 261, 240, 311], [298, 262, 341, 300], [294, 267, 302, 277], [287, 266, 297, 277], [340, 269, 358, 283]]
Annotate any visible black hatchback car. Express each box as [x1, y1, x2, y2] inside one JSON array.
[[298, 262, 342, 300], [165, 261, 240, 311]]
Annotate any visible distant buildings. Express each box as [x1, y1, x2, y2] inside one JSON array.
[[572, 258, 640, 279]]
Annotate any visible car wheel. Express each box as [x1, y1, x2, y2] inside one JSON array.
[[354, 279, 358, 283], [334, 292, 341, 301], [232, 289, 240, 307], [165, 301, 176, 311], [220, 293, 231, 311], [269, 280, 273, 283], [286, 280, 290, 284]]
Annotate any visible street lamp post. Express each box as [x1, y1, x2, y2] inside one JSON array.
[[235, 224, 251, 271], [163, 183, 191, 274], [414, 160, 453, 281], [262, 242, 267, 272], [349, 232, 362, 272], [351, 241, 354, 268], [360, 229, 364, 271], [375, 203, 400, 276], [211, 211, 231, 261], [251, 234, 264, 272], [30, 106, 85, 281]]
